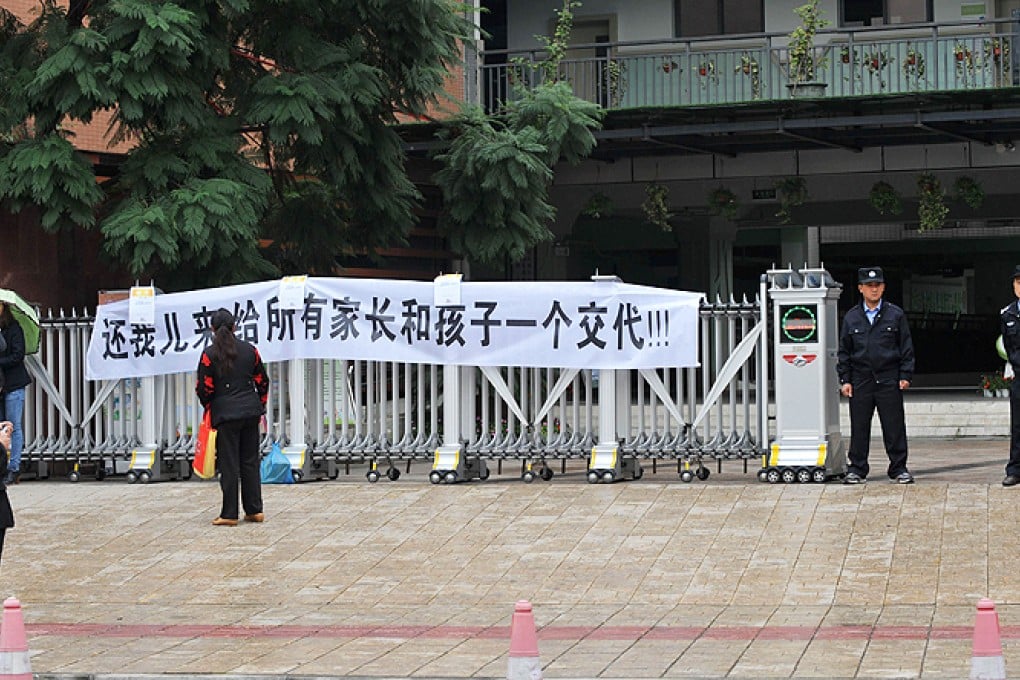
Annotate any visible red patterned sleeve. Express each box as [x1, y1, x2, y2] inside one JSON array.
[[195, 351, 216, 407], [252, 347, 269, 406]]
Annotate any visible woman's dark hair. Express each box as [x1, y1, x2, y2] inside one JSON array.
[[0, 305, 12, 329], [207, 308, 238, 374]]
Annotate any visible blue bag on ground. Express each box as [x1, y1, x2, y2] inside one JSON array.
[[260, 442, 293, 484]]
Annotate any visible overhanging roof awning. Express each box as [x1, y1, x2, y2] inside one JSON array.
[[399, 91, 1020, 159], [587, 92, 1020, 158]]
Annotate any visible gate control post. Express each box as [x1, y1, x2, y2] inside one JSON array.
[[765, 266, 845, 483]]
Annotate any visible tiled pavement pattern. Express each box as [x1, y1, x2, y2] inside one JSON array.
[[8, 437, 1020, 679]]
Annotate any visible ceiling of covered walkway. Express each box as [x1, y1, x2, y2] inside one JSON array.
[[401, 90, 1020, 160], [589, 90, 1020, 159]]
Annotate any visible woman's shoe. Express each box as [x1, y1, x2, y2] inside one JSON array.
[[211, 517, 238, 526], [243, 513, 265, 523]]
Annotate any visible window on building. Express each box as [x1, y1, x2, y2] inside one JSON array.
[[675, 0, 763, 38], [842, 0, 931, 26]]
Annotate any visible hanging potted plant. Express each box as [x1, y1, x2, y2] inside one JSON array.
[[707, 187, 739, 220], [953, 42, 978, 82], [581, 191, 614, 219], [697, 59, 718, 85], [952, 176, 984, 209], [863, 49, 894, 89], [734, 53, 762, 99], [786, 0, 830, 98], [606, 59, 626, 106], [864, 50, 892, 74], [642, 183, 672, 231], [917, 172, 948, 233], [902, 46, 925, 82], [738, 54, 757, 75], [774, 176, 808, 223], [868, 181, 903, 216], [984, 38, 1010, 66]]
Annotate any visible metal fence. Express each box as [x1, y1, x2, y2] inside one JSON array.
[[20, 285, 769, 484]]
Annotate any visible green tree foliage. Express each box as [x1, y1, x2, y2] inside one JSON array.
[[0, 0, 472, 287], [433, 0, 604, 267], [434, 86, 602, 265], [507, 81, 603, 167], [434, 107, 555, 265]]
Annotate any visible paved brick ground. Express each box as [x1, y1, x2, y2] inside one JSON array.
[[6, 437, 1020, 678]]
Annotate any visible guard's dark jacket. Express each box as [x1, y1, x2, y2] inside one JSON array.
[[837, 301, 915, 386], [195, 340, 269, 427], [1001, 300, 1020, 397]]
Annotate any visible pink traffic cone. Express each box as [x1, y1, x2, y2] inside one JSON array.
[[971, 598, 1006, 680], [0, 597, 31, 680], [507, 600, 542, 680]]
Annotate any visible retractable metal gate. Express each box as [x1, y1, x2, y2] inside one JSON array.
[[20, 276, 777, 483]]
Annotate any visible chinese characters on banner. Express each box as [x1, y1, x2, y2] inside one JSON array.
[[85, 278, 704, 380]]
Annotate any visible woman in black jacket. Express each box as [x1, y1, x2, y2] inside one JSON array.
[[0, 304, 31, 485], [195, 308, 270, 526]]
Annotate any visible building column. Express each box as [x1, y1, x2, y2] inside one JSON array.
[[708, 216, 735, 300], [780, 225, 820, 269], [807, 225, 820, 266]]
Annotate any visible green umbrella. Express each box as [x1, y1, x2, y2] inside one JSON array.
[[0, 289, 40, 355]]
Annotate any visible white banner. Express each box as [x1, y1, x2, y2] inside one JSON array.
[[85, 277, 704, 380]]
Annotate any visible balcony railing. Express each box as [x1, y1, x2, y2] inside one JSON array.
[[480, 18, 1019, 112]]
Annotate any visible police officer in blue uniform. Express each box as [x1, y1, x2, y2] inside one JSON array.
[[1000, 266, 1020, 487], [837, 266, 916, 484]]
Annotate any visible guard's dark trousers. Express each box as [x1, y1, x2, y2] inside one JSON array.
[[848, 380, 908, 479], [215, 416, 263, 521], [1007, 394, 1020, 476]]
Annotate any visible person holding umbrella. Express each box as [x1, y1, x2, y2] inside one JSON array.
[[0, 299, 33, 484]]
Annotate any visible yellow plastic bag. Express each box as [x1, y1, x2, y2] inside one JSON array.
[[192, 409, 217, 479]]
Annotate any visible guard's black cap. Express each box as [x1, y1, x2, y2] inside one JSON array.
[[1011, 265, 1020, 280], [858, 267, 884, 284]]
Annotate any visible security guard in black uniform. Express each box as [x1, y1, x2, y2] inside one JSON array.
[[836, 267, 916, 484], [1000, 266, 1020, 487]]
